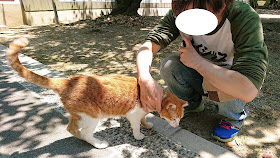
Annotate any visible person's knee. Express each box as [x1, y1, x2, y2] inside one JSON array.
[[160, 55, 181, 78]]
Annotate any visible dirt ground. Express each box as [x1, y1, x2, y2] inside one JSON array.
[[1, 9, 279, 158]]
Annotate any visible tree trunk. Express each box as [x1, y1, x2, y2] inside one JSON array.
[[111, 0, 142, 16], [250, 0, 256, 8], [270, 0, 277, 5]]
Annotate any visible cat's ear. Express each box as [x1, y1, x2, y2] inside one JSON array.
[[166, 103, 176, 110], [181, 100, 188, 107]]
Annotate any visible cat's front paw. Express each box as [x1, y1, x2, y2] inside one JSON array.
[[134, 133, 145, 140], [93, 140, 109, 149]]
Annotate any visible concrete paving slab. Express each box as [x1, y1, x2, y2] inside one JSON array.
[[146, 113, 181, 137], [171, 130, 240, 158], [146, 114, 240, 158]]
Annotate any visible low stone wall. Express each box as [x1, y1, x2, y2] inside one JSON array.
[[0, 0, 251, 27], [0, 0, 172, 27], [0, 1, 25, 27], [24, 9, 112, 26]]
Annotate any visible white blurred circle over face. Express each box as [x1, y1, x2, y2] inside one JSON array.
[[175, 9, 218, 36]]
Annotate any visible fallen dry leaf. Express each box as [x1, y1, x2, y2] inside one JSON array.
[[225, 141, 235, 148]]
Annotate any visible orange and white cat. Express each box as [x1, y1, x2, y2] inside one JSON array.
[[6, 38, 188, 149]]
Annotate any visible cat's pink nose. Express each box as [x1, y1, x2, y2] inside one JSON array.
[[171, 123, 178, 128]]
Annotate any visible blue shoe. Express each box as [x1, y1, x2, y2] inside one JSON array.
[[212, 120, 239, 142]]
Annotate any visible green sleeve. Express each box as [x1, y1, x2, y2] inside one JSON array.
[[228, 2, 268, 90], [145, 10, 180, 49]]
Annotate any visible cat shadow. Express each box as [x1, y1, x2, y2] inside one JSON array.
[[15, 117, 198, 157], [10, 117, 197, 158], [10, 137, 93, 158], [93, 117, 199, 157], [95, 117, 158, 147], [4, 111, 198, 158]]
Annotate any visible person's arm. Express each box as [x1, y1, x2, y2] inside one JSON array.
[[137, 41, 163, 113], [180, 37, 258, 103], [228, 2, 268, 93], [137, 10, 180, 113], [145, 10, 180, 49]]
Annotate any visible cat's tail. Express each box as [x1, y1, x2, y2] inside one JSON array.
[[6, 38, 67, 92]]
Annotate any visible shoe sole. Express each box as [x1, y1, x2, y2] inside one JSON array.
[[184, 104, 205, 113], [211, 134, 235, 142]]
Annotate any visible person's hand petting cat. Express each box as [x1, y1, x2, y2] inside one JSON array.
[[138, 75, 164, 113], [136, 41, 164, 114]]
